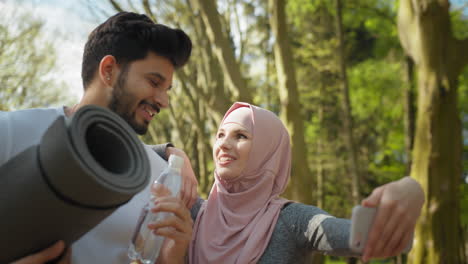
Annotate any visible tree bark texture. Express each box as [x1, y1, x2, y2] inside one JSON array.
[[335, 0, 361, 206], [404, 56, 416, 175], [191, 0, 252, 103], [398, 0, 468, 263], [269, 0, 313, 203]]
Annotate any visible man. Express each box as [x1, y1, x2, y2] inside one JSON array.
[[1, 12, 197, 263]]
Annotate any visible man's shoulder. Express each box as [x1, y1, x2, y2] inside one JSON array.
[[1, 107, 65, 130], [0, 107, 65, 166], [1, 107, 64, 120]]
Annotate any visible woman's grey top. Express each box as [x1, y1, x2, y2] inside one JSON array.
[[190, 198, 358, 263]]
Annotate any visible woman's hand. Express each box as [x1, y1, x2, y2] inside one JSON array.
[[149, 196, 193, 264], [12, 240, 71, 264], [360, 176, 425, 262], [166, 147, 198, 209]]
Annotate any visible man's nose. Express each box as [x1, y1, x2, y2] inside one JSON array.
[[154, 90, 169, 109]]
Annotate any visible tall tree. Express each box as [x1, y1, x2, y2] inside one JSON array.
[[268, 0, 312, 203], [398, 0, 468, 263], [0, 12, 69, 111], [403, 56, 416, 174], [335, 0, 361, 206], [190, 0, 252, 103]]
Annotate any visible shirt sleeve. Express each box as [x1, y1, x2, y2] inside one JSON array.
[[280, 203, 359, 257], [190, 197, 205, 221], [0, 111, 12, 166]]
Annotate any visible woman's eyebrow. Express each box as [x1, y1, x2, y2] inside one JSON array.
[[233, 128, 251, 134]]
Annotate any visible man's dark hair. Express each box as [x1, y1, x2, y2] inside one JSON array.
[[81, 11, 192, 89]]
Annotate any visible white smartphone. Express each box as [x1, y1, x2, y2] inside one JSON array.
[[349, 205, 376, 253], [349, 205, 413, 254]]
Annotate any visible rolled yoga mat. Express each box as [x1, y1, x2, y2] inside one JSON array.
[[0, 105, 150, 263]]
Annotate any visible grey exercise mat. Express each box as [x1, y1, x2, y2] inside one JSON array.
[[0, 105, 150, 263]]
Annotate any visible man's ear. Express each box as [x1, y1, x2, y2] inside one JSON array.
[[98, 55, 118, 86]]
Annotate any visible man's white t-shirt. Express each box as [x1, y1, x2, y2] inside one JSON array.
[[0, 107, 167, 263]]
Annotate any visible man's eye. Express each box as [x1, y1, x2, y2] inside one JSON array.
[[150, 80, 160, 87]]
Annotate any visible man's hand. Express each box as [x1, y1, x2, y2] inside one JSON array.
[[148, 196, 193, 264], [12, 240, 71, 264], [166, 147, 198, 208], [360, 176, 425, 262]]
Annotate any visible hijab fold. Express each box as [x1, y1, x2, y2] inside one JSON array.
[[189, 102, 292, 264]]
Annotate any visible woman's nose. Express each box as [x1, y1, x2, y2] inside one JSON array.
[[219, 137, 232, 149]]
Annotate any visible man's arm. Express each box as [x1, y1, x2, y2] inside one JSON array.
[[151, 143, 175, 161]]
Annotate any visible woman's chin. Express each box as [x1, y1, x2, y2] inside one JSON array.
[[217, 169, 239, 181]]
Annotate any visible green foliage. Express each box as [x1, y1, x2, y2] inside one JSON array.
[[348, 59, 406, 187], [286, 0, 409, 218], [451, 8, 468, 40], [103, 1, 468, 248], [0, 10, 70, 111], [458, 58, 468, 238]]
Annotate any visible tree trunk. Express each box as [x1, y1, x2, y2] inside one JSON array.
[[398, 0, 468, 263], [317, 102, 324, 209], [335, 0, 360, 206], [268, 0, 312, 203], [190, 0, 252, 103], [314, 85, 325, 264], [187, 0, 231, 120], [404, 56, 416, 175]]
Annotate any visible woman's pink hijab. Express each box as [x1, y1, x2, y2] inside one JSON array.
[[189, 102, 291, 263]]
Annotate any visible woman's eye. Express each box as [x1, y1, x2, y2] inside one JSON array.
[[238, 134, 247, 139], [217, 133, 224, 139]]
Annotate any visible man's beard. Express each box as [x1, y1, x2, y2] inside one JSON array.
[[108, 67, 148, 135]]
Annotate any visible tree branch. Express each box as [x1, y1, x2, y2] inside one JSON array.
[[347, 2, 396, 25], [231, 0, 245, 64], [398, 0, 418, 63], [126, 0, 139, 13], [454, 37, 468, 74], [108, 0, 124, 12], [142, 0, 157, 23]]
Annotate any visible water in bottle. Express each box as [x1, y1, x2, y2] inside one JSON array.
[[128, 154, 184, 264]]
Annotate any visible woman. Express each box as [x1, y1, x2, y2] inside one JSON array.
[[187, 102, 424, 263]]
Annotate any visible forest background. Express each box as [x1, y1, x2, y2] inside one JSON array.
[[1, 0, 467, 263]]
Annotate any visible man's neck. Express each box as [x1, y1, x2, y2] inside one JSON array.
[[65, 85, 110, 117], [64, 105, 80, 117]]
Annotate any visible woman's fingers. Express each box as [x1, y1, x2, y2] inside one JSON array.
[[148, 196, 193, 248], [361, 177, 424, 262], [179, 177, 189, 206], [380, 215, 408, 257], [362, 202, 392, 261], [150, 216, 192, 241], [372, 203, 404, 257], [151, 196, 192, 221], [393, 229, 414, 255]]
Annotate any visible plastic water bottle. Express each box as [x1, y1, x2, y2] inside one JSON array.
[[128, 154, 184, 264]]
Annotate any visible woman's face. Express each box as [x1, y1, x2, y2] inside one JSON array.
[[213, 122, 253, 180]]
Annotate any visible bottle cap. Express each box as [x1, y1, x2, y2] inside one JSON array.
[[168, 154, 184, 169]]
